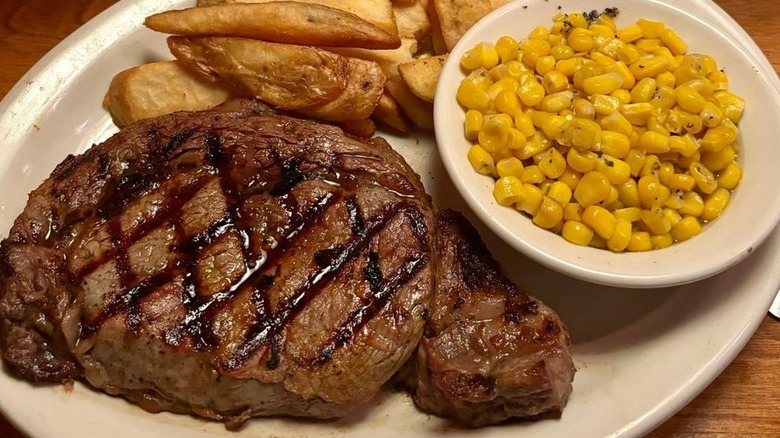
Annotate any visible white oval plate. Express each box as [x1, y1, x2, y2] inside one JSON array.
[[0, 1, 777, 437]]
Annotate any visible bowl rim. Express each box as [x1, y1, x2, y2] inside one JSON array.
[[433, 0, 780, 288]]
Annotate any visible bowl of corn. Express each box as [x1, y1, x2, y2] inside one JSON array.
[[434, 0, 780, 288]]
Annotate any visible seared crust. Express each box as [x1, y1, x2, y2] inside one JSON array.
[[0, 99, 434, 422], [408, 210, 575, 426]]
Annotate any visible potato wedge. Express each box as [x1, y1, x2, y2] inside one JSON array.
[[426, 0, 448, 55], [168, 36, 349, 111], [433, 0, 492, 51], [326, 38, 417, 78], [104, 61, 232, 128], [393, 1, 431, 40], [337, 118, 377, 137], [297, 58, 386, 122], [145, 2, 401, 49], [398, 54, 447, 102], [224, 0, 398, 35], [372, 91, 411, 133], [385, 74, 433, 130]]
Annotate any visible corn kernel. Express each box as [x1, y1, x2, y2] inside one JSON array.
[[656, 71, 677, 88], [493, 176, 525, 206], [516, 76, 546, 106], [582, 205, 618, 239], [650, 85, 676, 111], [621, 102, 654, 125], [515, 131, 553, 160], [582, 73, 623, 94], [600, 111, 634, 136], [701, 187, 730, 221], [639, 130, 671, 154], [457, 79, 491, 112], [539, 90, 574, 113], [669, 133, 700, 157], [468, 145, 495, 175], [717, 161, 742, 189], [614, 206, 642, 222], [494, 89, 522, 118], [541, 70, 570, 94], [496, 36, 519, 64], [713, 91, 745, 122], [675, 85, 706, 113], [651, 233, 674, 249], [574, 171, 612, 207], [478, 115, 512, 152], [701, 145, 735, 172], [637, 18, 665, 38], [610, 88, 632, 104], [638, 174, 670, 207], [630, 77, 657, 103], [616, 24, 643, 42], [555, 57, 582, 77], [563, 202, 584, 221], [589, 94, 621, 115], [516, 184, 544, 215], [671, 216, 702, 241], [668, 173, 696, 192], [635, 38, 662, 53], [700, 119, 739, 152], [562, 220, 594, 245], [464, 110, 484, 141], [558, 167, 582, 190], [547, 181, 573, 205], [550, 44, 575, 60], [573, 98, 596, 120], [532, 196, 564, 229], [496, 157, 524, 178], [573, 62, 605, 90], [515, 112, 536, 137], [537, 147, 567, 179], [641, 205, 672, 235], [606, 218, 632, 252], [659, 28, 687, 55], [625, 149, 647, 176], [679, 191, 705, 216], [600, 130, 631, 158], [629, 56, 670, 80], [627, 231, 654, 251], [559, 118, 602, 150], [568, 27, 595, 52]]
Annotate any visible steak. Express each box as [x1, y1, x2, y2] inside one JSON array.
[[0, 99, 435, 424], [406, 210, 575, 427]]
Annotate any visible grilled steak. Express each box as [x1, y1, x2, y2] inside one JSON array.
[[0, 99, 435, 424], [406, 210, 575, 427]]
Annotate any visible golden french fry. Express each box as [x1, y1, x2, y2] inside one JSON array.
[[145, 2, 401, 49], [326, 38, 417, 78], [104, 61, 232, 128], [337, 118, 377, 137], [426, 0, 448, 55], [393, 1, 431, 40], [373, 91, 411, 133], [167, 36, 349, 111], [223, 0, 398, 35], [398, 54, 447, 103], [297, 58, 386, 122], [433, 0, 492, 51], [385, 74, 433, 130]]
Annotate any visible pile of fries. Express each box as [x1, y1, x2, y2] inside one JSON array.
[[105, 0, 514, 135]]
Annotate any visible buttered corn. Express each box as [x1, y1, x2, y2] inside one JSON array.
[[458, 10, 745, 251]]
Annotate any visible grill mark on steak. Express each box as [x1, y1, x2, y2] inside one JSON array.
[[312, 250, 429, 367], [224, 200, 424, 371]]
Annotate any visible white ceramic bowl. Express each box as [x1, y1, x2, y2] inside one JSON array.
[[435, 0, 780, 288]]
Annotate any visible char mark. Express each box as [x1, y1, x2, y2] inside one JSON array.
[[224, 201, 422, 371], [270, 157, 305, 197], [312, 251, 429, 366]]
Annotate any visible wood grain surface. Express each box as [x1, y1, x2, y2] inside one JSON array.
[[0, 0, 779, 436]]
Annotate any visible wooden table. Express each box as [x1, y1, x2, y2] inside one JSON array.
[[0, 0, 779, 436]]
